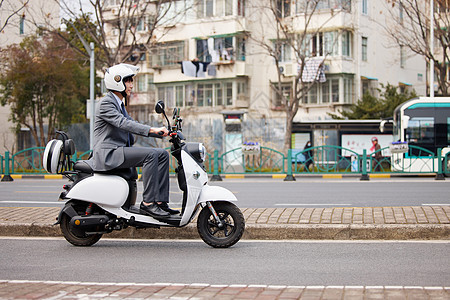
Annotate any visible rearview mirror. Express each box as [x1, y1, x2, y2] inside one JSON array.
[[155, 101, 165, 114]]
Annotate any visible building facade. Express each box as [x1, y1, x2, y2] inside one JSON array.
[[0, 0, 59, 152], [101, 0, 427, 152]]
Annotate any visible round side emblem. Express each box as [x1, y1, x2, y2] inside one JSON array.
[[114, 75, 121, 82]]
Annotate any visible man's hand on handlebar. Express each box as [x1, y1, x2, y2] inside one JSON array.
[[150, 127, 169, 137]]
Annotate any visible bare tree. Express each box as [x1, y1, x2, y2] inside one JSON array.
[[50, 0, 194, 69], [0, 0, 30, 33], [246, 0, 342, 151], [384, 0, 449, 96]]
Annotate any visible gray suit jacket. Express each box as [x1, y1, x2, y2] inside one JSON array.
[[89, 92, 151, 171]]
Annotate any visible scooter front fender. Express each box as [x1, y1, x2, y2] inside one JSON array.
[[179, 184, 237, 227], [197, 184, 237, 204]]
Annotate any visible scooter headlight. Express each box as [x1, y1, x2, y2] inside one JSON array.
[[185, 142, 207, 163]]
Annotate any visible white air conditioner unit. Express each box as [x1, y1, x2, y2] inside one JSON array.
[[279, 63, 296, 77]]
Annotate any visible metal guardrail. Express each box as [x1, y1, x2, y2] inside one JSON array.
[[1, 145, 447, 181], [291, 145, 360, 173], [11, 147, 46, 174], [218, 146, 285, 174]]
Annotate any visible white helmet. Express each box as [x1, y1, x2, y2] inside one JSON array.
[[104, 63, 140, 92]]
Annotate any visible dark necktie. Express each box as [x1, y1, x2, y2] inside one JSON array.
[[120, 102, 131, 147]]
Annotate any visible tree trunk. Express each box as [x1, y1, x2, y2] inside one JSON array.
[[283, 110, 294, 152]]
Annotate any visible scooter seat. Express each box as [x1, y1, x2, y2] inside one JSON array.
[[73, 160, 93, 173], [98, 168, 138, 181], [73, 160, 138, 181]]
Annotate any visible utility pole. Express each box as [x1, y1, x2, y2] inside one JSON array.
[[67, 21, 95, 149], [430, 0, 434, 98]]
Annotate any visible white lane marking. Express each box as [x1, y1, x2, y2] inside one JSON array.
[[0, 236, 449, 244], [0, 280, 448, 290], [0, 201, 64, 204], [275, 203, 353, 206], [14, 191, 60, 193], [422, 203, 450, 206]]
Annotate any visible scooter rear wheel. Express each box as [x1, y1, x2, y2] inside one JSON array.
[[197, 201, 245, 248], [60, 203, 103, 247]]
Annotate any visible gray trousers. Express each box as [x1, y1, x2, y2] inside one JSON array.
[[117, 147, 169, 204]]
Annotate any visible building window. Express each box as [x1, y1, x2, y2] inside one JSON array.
[[197, 0, 238, 18], [237, 0, 245, 16], [273, 40, 291, 62], [196, 35, 245, 62], [324, 31, 339, 56], [343, 77, 353, 103], [302, 76, 353, 105], [157, 80, 245, 108], [362, 0, 368, 14], [215, 83, 223, 105], [225, 82, 233, 105], [361, 37, 368, 61], [305, 85, 318, 104], [276, 0, 291, 18], [302, 31, 339, 57], [361, 78, 378, 96], [236, 36, 246, 61], [19, 14, 25, 35], [331, 79, 339, 103], [400, 45, 406, 68], [150, 41, 185, 67], [342, 31, 352, 57], [322, 81, 330, 103], [200, 83, 213, 106], [158, 86, 175, 108], [296, 0, 351, 13], [176, 86, 184, 107], [135, 74, 148, 92]]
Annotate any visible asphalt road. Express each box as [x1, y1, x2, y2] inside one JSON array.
[[0, 238, 448, 286], [0, 177, 449, 208]]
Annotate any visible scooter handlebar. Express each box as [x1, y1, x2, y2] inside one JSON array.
[[149, 132, 164, 139]]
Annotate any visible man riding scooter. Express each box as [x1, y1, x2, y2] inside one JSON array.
[[87, 63, 179, 219]]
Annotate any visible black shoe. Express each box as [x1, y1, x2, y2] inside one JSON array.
[[140, 202, 170, 219], [158, 202, 180, 215]]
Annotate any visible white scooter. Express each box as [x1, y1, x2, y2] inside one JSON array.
[[44, 101, 245, 248]]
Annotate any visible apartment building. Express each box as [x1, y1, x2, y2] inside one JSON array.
[[101, 0, 428, 152], [0, 0, 59, 152]]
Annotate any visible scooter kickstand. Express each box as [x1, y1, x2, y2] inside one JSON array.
[[206, 201, 224, 228]]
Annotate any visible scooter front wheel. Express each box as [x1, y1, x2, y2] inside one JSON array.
[[197, 201, 245, 248]]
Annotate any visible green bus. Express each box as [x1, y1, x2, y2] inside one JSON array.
[[390, 97, 450, 173]]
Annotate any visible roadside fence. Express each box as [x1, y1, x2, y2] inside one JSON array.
[[1, 144, 448, 181]]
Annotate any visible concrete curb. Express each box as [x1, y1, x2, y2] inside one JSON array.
[[1, 173, 440, 180], [1, 223, 448, 240]]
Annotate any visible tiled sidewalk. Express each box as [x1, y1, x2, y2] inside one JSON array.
[[0, 206, 449, 240], [0, 206, 449, 225], [0, 281, 449, 299]]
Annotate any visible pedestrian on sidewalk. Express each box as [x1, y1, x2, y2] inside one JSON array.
[[303, 141, 314, 171], [371, 137, 382, 172]]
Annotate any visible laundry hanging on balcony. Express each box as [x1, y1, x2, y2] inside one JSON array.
[[180, 60, 211, 78], [299, 58, 326, 83]]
